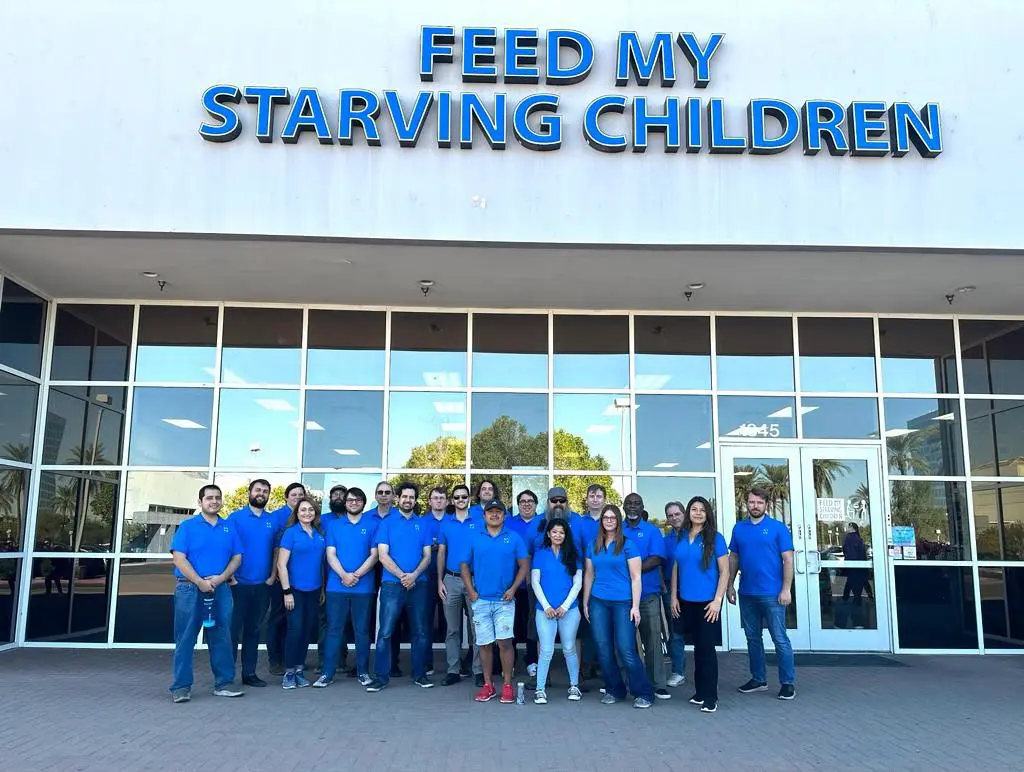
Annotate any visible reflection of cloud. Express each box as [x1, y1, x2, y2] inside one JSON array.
[[586, 425, 614, 434], [440, 422, 466, 432], [254, 398, 296, 412]]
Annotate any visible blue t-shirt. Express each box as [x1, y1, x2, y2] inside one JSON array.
[[586, 538, 641, 603], [663, 528, 684, 590], [377, 514, 431, 583], [533, 546, 579, 610], [325, 516, 378, 594], [622, 519, 666, 599], [228, 506, 279, 584], [278, 523, 327, 592], [674, 531, 729, 602], [467, 527, 529, 601], [170, 514, 243, 578], [729, 516, 795, 596], [439, 514, 481, 573]]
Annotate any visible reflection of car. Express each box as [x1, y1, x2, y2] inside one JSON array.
[[820, 547, 844, 561]]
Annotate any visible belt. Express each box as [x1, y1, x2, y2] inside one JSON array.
[[176, 578, 192, 583], [445, 570, 471, 578]]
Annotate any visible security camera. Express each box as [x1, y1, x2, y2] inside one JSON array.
[[945, 294, 954, 305], [684, 291, 694, 301]]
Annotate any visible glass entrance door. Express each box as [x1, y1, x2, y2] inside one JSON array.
[[721, 444, 890, 652]]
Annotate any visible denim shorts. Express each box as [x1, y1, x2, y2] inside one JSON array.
[[471, 598, 515, 645]]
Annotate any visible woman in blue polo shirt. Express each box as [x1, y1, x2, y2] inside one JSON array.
[[276, 497, 326, 689], [670, 496, 729, 713], [531, 518, 583, 704], [583, 504, 654, 709]]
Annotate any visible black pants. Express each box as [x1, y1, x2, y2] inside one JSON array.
[[514, 589, 538, 665], [265, 583, 288, 667], [231, 582, 269, 677], [681, 600, 720, 705]]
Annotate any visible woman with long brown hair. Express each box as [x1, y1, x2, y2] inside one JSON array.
[[582, 504, 654, 709], [670, 495, 729, 713], [276, 496, 326, 689]]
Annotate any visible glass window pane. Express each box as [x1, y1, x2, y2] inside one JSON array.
[[302, 391, 384, 468], [801, 397, 880, 440], [470, 393, 548, 469], [50, 304, 132, 382], [0, 280, 46, 376], [390, 312, 467, 388], [635, 395, 713, 472], [42, 386, 125, 466], [718, 396, 796, 439], [26, 556, 110, 642], [113, 558, 175, 643], [128, 387, 213, 467], [387, 392, 466, 469], [301, 473, 383, 514], [215, 389, 299, 468], [966, 399, 1024, 478], [879, 318, 957, 393], [0, 558, 20, 644], [122, 471, 208, 552], [553, 315, 628, 389], [716, 317, 794, 391], [960, 320, 1024, 396], [973, 482, 1024, 561], [553, 394, 631, 471], [221, 307, 301, 385], [894, 566, 976, 649], [0, 466, 29, 552], [135, 306, 218, 383], [34, 472, 118, 552], [798, 317, 876, 392], [472, 314, 548, 389], [635, 477, 717, 526], [979, 567, 1024, 649], [889, 479, 970, 559], [307, 310, 385, 387], [0, 372, 38, 461], [634, 316, 711, 391], [884, 398, 963, 476]]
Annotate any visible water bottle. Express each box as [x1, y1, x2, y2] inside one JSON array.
[[516, 681, 525, 705], [202, 592, 216, 628]]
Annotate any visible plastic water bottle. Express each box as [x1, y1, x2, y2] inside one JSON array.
[[516, 682, 525, 705], [202, 592, 216, 628]]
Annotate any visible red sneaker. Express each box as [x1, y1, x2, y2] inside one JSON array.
[[474, 683, 497, 702], [499, 683, 515, 704]]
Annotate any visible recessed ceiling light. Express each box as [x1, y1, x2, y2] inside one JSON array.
[[162, 418, 206, 429], [141, 271, 160, 278], [687, 282, 705, 290], [654, 462, 679, 469], [956, 285, 976, 294], [333, 448, 360, 456]]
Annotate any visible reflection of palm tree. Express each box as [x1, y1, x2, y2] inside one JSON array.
[[52, 480, 79, 547], [851, 483, 871, 515], [66, 442, 111, 466], [733, 465, 758, 513], [760, 464, 791, 524], [887, 433, 930, 475], [0, 443, 31, 541], [812, 458, 851, 498]]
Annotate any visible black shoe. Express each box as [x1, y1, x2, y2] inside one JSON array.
[[346, 667, 358, 678], [654, 688, 671, 700], [442, 673, 461, 686], [738, 679, 768, 694], [365, 678, 387, 692], [390, 666, 403, 678], [778, 684, 796, 700], [689, 694, 703, 705], [474, 674, 484, 688], [579, 684, 592, 693], [701, 702, 718, 713], [459, 665, 473, 677], [241, 674, 267, 687], [414, 676, 434, 688], [268, 663, 285, 677]]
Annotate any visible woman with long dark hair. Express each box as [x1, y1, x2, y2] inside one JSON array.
[[531, 517, 584, 703], [582, 504, 654, 709], [670, 496, 729, 713], [276, 496, 326, 689]]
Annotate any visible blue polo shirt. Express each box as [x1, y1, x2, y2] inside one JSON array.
[[571, 513, 601, 553], [423, 512, 446, 575], [622, 519, 666, 599], [325, 516, 378, 594], [533, 546, 579, 611], [674, 531, 728, 602], [367, 505, 400, 521], [439, 514, 480, 573], [467, 527, 529, 601], [729, 516, 795, 597], [228, 506, 279, 584], [278, 523, 327, 592], [377, 513, 431, 583], [469, 503, 511, 518], [586, 538, 640, 603], [268, 504, 292, 541], [533, 514, 585, 556], [321, 511, 342, 530], [506, 515, 542, 556], [170, 513, 243, 579], [663, 528, 684, 590]]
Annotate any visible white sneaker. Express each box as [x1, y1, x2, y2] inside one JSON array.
[[667, 673, 685, 687], [567, 685, 582, 701], [534, 690, 547, 704], [527, 663, 538, 678]]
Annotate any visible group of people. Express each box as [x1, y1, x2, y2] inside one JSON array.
[[168, 478, 798, 712]]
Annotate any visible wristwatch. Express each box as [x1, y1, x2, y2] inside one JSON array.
[[282, 587, 293, 595]]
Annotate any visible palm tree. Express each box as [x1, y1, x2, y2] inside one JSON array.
[[886, 432, 930, 476], [760, 464, 791, 525], [733, 464, 759, 514], [812, 458, 851, 498], [851, 483, 871, 514]]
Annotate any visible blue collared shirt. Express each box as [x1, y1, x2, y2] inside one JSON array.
[[377, 513, 431, 583], [467, 526, 529, 601], [729, 516, 795, 597], [533, 545, 580, 611], [571, 513, 601, 553], [506, 515, 543, 556], [278, 523, 327, 591], [674, 531, 728, 602], [170, 514, 243, 578], [366, 505, 400, 522], [586, 538, 640, 603], [439, 513, 480, 573], [227, 506, 279, 584], [268, 504, 293, 546], [663, 528, 685, 590], [325, 516, 378, 594], [622, 519, 666, 599]]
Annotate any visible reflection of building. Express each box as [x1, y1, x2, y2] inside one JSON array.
[[123, 471, 205, 553], [906, 410, 957, 473]]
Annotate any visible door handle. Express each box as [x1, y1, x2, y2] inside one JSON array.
[[795, 550, 806, 575], [807, 552, 822, 574]]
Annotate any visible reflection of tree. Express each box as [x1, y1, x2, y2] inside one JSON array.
[[887, 432, 931, 476], [976, 521, 1024, 560], [888, 432, 959, 558], [66, 442, 112, 466], [812, 459, 851, 498], [223, 484, 320, 516], [852, 483, 871, 513], [0, 442, 31, 550], [760, 464, 791, 523]]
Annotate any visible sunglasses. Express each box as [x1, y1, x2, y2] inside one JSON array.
[[376, 490, 393, 495], [549, 498, 567, 504], [452, 495, 469, 501]]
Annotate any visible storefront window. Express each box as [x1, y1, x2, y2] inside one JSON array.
[[960, 320, 1024, 396], [0, 558, 20, 644], [121, 471, 206, 553], [878, 318, 957, 394], [129, 387, 213, 467], [718, 395, 796, 439], [973, 482, 1024, 561], [634, 315, 711, 390], [135, 305, 218, 383], [307, 310, 385, 387], [26, 556, 110, 643], [50, 304, 132, 382], [966, 399, 1024, 478], [472, 313, 547, 389], [0, 372, 38, 462], [553, 315, 629, 389], [0, 280, 46, 377], [302, 390, 384, 468], [635, 395, 713, 472], [470, 392, 547, 469], [34, 472, 119, 552], [894, 566, 976, 649], [42, 387, 125, 466], [716, 316, 794, 391], [888, 480, 970, 560], [553, 394, 631, 470], [215, 389, 299, 468], [113, 558, 174, 643], [801, 397, 880, 440], [884, 398, 963, 476], [390, 312, 467, 388], [221, 307, 301, 385], [798, 317, 876, 392], [387, 391, 466, 469], [0, 466, 29, 552], [979, 567, 1024, 649], [635, 477, 717, 525]]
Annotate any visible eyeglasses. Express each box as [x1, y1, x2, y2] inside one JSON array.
[[518, 499, 536, 506], [601, 515, 618, 521], [345, 498, 364, 504], [452, 495, 469, 501], [549, 498, 567, 504], [376, 490, 392, 496]]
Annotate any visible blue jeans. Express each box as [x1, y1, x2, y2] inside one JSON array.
[[170, 581, 235, 692], [589, 597, 653, 701], [535, 606, 581, 692], [284, 589, 320, 670], [322, 591, 373, 679], [739, 594, 796, 685], [663, 590, 686, 675], [230, 582, 268, 677], [374, 581, 429, 684]]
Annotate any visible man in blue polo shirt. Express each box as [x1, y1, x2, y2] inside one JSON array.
[[169, 484, 244, 703], [265, 481, 305, 676], [622, 492, 670, 700], [437, 484, 481, 686], [726, 485, 797, 700], [367, 481, 400, 520], [507, 489, 542, 678], [572, 483, 606, 684], [365, 482, 434, 692], [462, 499, 530, 704], [662, 500, 688, 688]]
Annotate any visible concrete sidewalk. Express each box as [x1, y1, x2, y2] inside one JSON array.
[[1, 648, 1022, 771]]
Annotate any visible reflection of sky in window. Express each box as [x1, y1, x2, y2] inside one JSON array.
[[135, 346, 215, 383], [303, 391, 383, 468], [221, 348, 301, 385], [883, 397, 950, 431], [717, 355, 794, 391], [129, 388, 213, 466], [553, 394, 631, 469], [635, 395, 712, 472], [471, 393, 547, 435], [881, 358, 954, 394], [801, 397, 879, 440], [554, 354, 629, 389], [307, 350, 385, 386], [473, 352, 547, 388], [216, 389, 299, 467], [799, 356, 876, 392], [302, 472, 384, 513], [718, 396, 796, 438], [635, 477, 717, 526], [390, 351, 466, 388], [634, 354, 711, 391], [387, 391, 466, 468]]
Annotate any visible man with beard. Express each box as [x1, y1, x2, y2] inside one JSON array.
[[422, 487, 449, 674], [321, 485, 356, 675], [227, 479, 276, 686], [438, 484, 481, 686], [265, 482, 306, 675]]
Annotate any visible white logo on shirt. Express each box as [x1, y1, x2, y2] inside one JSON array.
[[223, 526, 229, 533], [360, 528, 367, 535], [762, 528, 769, 535], [265, 522, 272, 528]]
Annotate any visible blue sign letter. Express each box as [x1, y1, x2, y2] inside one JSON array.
[[460, 93, 507, 149], [463, 27, 498, 83], [199, 85, 242, 143], [546, 30, 595, 85], [802, 100, 849, 156], [747, 99, 799, 155], [676, 33, 724, 88], [707, 97, 746, 154], [243, 87, 290, 143], [513, 94, 561, 151], [420, 25, 455, 82], [281, 88, 333, 145], [888, 102, 942, 158], [583, 95, 628, 153], [615, 32, 676, 87], [338, 89, 382, 146], [505, 29, 540, 84], [633, 96, 681, 153], [685, 97, 702, 152], [384, 91, 435, 148], [847, 101, 888, 157]]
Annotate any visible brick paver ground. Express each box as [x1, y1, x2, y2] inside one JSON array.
[[1, 648, 1022, 771]]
